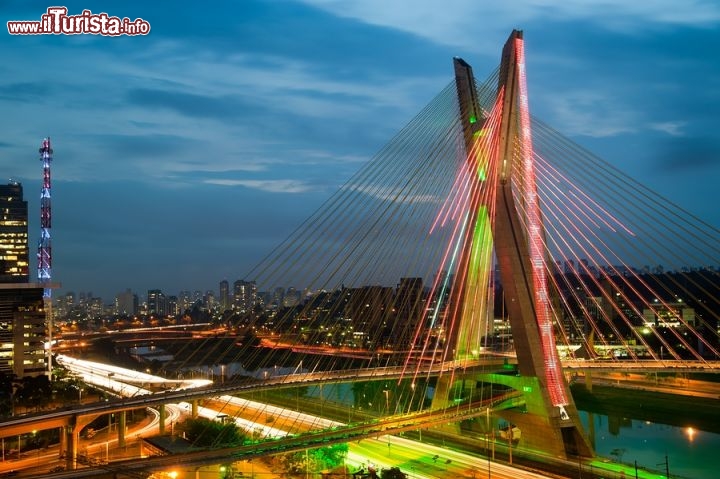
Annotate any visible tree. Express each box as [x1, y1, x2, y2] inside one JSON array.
[[52, 373, 85, 403], [0, 371, 15, 418], [380, 467, 407, 479], [313, 443, 348, 470], [15, 375, 52, 411], [178, 417, 247, 447], [279, 444, 349, 476]]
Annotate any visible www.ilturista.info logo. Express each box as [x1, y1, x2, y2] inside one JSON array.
[[7, 7, 151, 36]]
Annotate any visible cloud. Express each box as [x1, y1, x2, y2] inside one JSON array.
[[649, 121, 686, 136], [344, 184, 440, 204], [203, 178, 317, 193], [125, 88, 249, 121], [299, 0, 720, 50]]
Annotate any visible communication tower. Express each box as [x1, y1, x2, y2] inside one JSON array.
[[38, 137, 53, 296], [38, 137, 53, 378]]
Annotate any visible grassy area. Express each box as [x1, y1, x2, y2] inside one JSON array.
[[571, 383, 720, 433]]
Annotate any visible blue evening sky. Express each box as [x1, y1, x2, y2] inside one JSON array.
[[1, 1, 719, 301]]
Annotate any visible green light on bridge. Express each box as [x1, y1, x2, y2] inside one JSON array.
[[469, 114, 477, 124], [522, 386, 533, 393]]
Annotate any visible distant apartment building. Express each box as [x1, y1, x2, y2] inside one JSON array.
[[394, 277, 424, 348], [179, 290, 192, 312], [219, 280, 230, 311], [205, 290, 216, 309], [233, 280, 257, 312], [167, 295, 179, 317], [283, 287, 301, 307], [345, 285, 394, 347], [147, 289, 167, 316], [115, 288, 138, 316]]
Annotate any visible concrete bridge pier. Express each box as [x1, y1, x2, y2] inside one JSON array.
[[118, 411, 126, 447], [158, 403, 166, 435], [191, 399, 198, 419], [430, 374, 478, 433], [63, 423, 79, 470], [58, 426, 66, 457]]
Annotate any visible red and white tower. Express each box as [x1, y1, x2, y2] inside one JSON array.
[[38, 137, 53, 297], [38, 137, 54, 378]]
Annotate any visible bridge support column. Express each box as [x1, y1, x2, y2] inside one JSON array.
[[159, 403, 166, 435], [58, 426, 66, 458], [430, 375, 477, 433], [191, 399, 198, 419], [64, 424, 79, 470], [117, 411, 126, 447]]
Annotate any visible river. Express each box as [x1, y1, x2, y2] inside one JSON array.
[[581, 411, 720, 479]]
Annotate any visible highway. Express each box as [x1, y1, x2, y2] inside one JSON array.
[[4, 353, 708, 478], [0, 355, 544, 478], [0, 355, 504, 440], [348, 435, 557, 479]]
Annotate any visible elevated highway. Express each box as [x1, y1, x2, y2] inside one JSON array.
[[4, 356, 720, 441]]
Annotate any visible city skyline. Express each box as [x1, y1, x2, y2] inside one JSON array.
[[1, 1, 719, 299]]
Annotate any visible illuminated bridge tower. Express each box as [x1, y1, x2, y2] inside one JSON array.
[[449, 31, 592, 458]]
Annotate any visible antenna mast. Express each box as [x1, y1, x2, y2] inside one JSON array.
[[38, 137, 53, 296], [38, 138, 53, 378]]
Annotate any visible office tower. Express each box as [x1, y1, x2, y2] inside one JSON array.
[[219, 280, 229, 311], [0, 182, 29, 282], [233, 280, 256, 313], [147, 289, 167, 316], [115, 288, 137, 316], [395, 277, 424, 348]]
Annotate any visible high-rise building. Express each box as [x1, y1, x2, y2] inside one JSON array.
[[193, 290, 202, 305], [345, 285, 394, 347], [147, 289, 167, 316], [395, 277, 424, 348], [179, 290, 192, 312], [233, 280, 257, 313], [0, 183, 49, 378], [219, 280, 229, 311], [167, 295, 179, 317], [205, 290, 216, 309], [0, 182, 29, 283], [115, 288, 138, 316], [0, 284, 46, 378], [273, 287, 285, 309], [283, 287, 301, 307]]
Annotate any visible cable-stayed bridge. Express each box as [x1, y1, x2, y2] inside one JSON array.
[[5, 29, 720, 477]]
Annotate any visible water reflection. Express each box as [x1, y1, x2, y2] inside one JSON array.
[[579, 411, 719, 479]]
